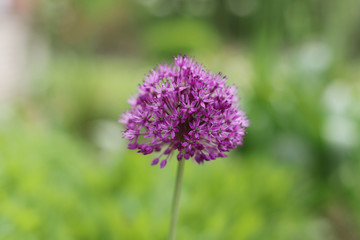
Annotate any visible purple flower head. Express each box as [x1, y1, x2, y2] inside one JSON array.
[[120, 54, 249, 168]]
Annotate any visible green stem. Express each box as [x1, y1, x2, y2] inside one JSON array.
[[168, 159, 185, 240]]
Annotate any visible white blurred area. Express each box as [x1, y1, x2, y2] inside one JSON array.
[[0, 0, 35, 104]]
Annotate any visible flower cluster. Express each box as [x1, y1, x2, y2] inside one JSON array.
[[119, 54, 249, 168]]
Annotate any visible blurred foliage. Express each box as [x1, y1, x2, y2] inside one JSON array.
[[0, 117, 316, 240], [141, 18, 220, 57], [1, 0, 360, 239]]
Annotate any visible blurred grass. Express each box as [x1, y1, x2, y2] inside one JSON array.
[[0, 113, 315, 240], [1, 0, 360, 239]]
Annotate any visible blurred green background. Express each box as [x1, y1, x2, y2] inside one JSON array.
[[0, 0, 360, 239]]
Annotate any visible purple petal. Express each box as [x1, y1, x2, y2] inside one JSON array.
[[151, 158, 159, 165], [160, 159, 167, 168], [177, 152, 183, 161]]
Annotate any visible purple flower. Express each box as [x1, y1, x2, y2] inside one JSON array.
[[120, 54, 249, 168]]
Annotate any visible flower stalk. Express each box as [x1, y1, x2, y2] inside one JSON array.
[[168, 159, 185, 240]]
